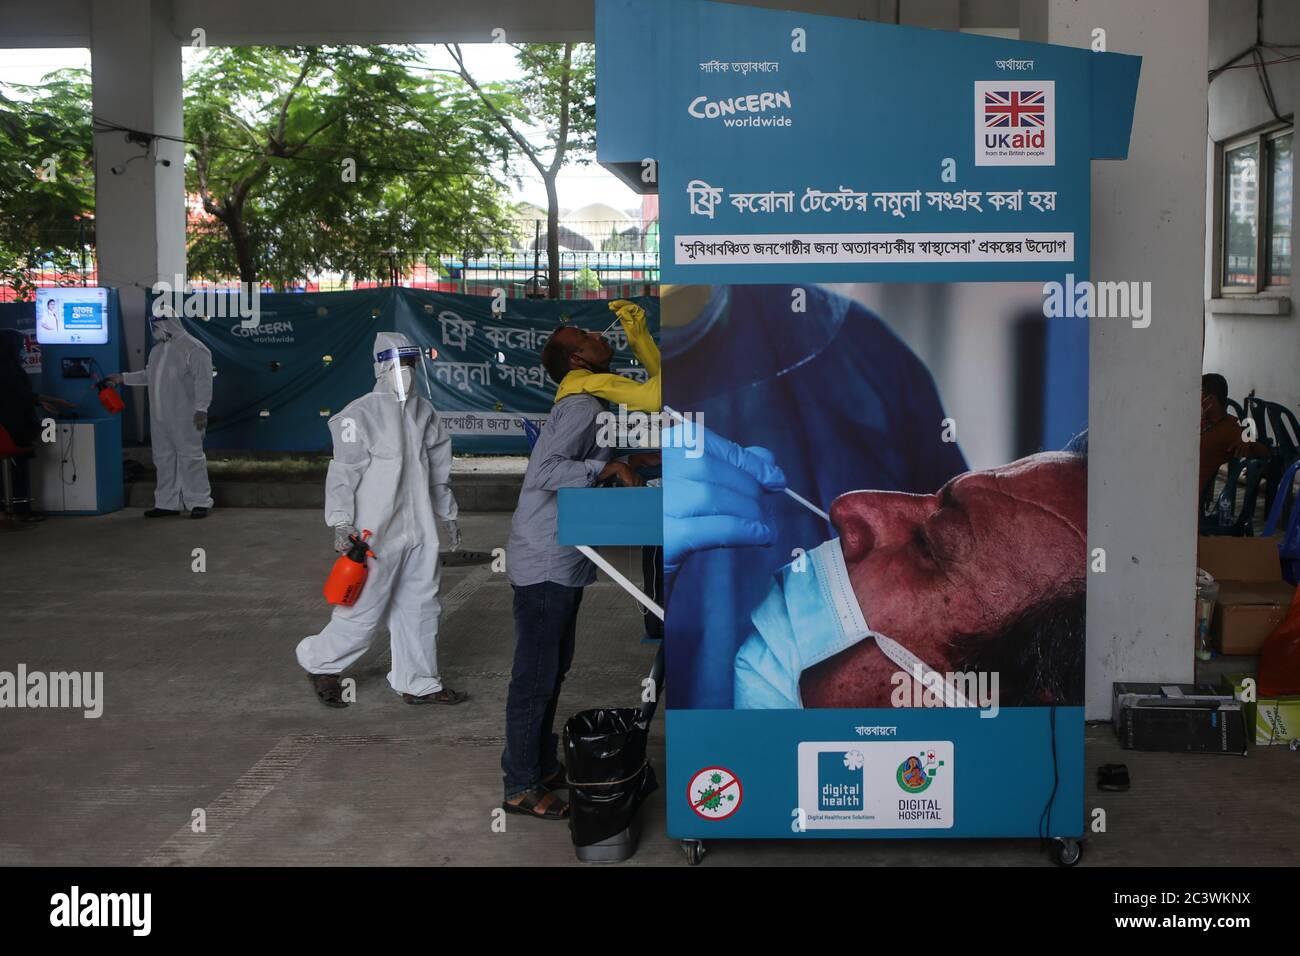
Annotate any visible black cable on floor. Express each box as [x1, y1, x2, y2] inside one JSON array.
[[1038, 703, 1059, 843]]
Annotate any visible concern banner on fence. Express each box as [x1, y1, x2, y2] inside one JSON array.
[[147, 287, 659, 454]]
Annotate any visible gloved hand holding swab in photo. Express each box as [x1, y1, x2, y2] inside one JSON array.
[[663, 405, 828, 522]]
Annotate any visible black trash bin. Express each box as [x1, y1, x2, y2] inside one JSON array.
[[563, 707, 659, 863]]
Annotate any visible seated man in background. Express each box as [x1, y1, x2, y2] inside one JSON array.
[[1200, 372, 1268, 498]]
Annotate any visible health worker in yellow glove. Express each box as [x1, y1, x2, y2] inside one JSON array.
[[552, 299, 660, 412]]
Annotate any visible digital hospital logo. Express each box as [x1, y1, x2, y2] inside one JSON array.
[[974, 80, 1055, 166], [688, 90, 793, 128], [817, 750, 864, 811], [895, 751, 941, 793], [687, 766, 743, 820]]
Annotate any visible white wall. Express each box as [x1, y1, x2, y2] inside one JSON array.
[[1204, 0, 1300, 414], [1024, 0, 1208, 717]]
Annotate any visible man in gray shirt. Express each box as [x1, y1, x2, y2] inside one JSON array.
[[502, 326, 643, 819]]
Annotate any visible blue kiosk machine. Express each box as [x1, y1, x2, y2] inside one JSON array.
[[27, 287, 125, 515]]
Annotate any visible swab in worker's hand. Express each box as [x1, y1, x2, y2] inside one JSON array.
[[662, 406, 830, 522]]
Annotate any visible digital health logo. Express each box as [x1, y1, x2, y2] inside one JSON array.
[[974, 80, 1055, 166], [798, 741, 955, 829], [817, 750, 864, 811]]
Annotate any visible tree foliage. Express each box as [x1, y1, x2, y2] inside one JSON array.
[[447, 42, 595, 297], [185, 45, 517, 287], [0, 69, 94, 299], [0, 44, 595, 296]]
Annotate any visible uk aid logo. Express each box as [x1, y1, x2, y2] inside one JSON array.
[[974, 80, 1055, 166]]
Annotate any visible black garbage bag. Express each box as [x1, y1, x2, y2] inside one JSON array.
[[563, 708, 659, 847]]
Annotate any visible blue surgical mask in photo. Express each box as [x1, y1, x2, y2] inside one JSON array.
[[734, 537, 974, 709]]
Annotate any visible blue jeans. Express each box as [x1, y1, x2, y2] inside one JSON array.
[[501, 581, 584, 798]]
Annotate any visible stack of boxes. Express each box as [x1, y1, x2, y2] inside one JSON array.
[[1109, 538, 1298, 752]]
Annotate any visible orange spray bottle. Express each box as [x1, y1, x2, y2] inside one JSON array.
[[324, 530, 376, 606], [95, 379, 125, 415]]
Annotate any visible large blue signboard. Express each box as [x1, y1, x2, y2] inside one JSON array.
[[599, 0, 1139, 844]]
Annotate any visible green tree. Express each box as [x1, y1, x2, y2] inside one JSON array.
[[185, 45, 516, 287], [446, 42, 595, 298], [573, 265, 602, 293], [0, 69, 94, 299]]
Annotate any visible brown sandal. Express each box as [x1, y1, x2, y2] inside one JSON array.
[[309, 673, 348, 709], [402, 688, 469, 705], [502, 786, 569, 819]]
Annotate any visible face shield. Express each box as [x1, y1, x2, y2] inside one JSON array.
[[374, 344, 432, 403]]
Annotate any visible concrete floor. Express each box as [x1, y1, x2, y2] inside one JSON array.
[[1, 508, 1298, 867]]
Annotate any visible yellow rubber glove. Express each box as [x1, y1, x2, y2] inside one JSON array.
[[556, 368, 661, 412], [609, 299, 660, 378], [554, 299, 661, 412]]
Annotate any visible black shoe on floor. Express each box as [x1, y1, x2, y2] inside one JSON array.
[[309, 673, 348, 708], [144, 508, 180, 518], [1097, 763, 1130, 791], [190, 507, 209, 519]]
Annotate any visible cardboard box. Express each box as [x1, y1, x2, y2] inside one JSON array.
[[1197, 537, 1294, 655], [1112, 682, 1248, 755], [1221, 673, 1300, 746], [1255, 698, 1300, 745]]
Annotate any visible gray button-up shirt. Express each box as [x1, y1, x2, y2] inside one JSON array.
[[507, 395, 615, 588]]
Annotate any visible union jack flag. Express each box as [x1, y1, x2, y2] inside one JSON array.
[[984, 89, 1046, 128]]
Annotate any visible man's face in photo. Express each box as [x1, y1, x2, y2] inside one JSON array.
[[800, 453, 1087, 708]]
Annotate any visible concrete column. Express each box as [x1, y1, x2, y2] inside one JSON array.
[[1023, 0, 1209, 717], [90, 0, 185, 409]]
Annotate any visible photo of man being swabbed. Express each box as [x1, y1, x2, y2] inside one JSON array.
[[734, 445, 1087, 709], [660, 284, 1087, 711]]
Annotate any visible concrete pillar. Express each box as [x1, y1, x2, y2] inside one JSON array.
[[1022, 1, 1209, 717], [90, 0, 185, 411]]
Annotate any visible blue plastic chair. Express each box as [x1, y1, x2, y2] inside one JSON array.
[[1246, 396, 1300, 458], [1200, 456, 1270, 537], [1263, 459, 1300, 584], [1247, 396, 1300, 513], [519, 417, 542, 450]]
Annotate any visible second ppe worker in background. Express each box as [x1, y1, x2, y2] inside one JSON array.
[[107, 312, 214, 518], [296, 332, 468, 708]]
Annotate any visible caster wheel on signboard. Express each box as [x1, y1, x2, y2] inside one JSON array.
[[1051, 838, 1082, 867], [682, 840, 706, 866]]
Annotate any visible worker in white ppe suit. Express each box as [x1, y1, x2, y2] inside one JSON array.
[[296, 332, 468, 708], [108, 313, 214, 519]]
